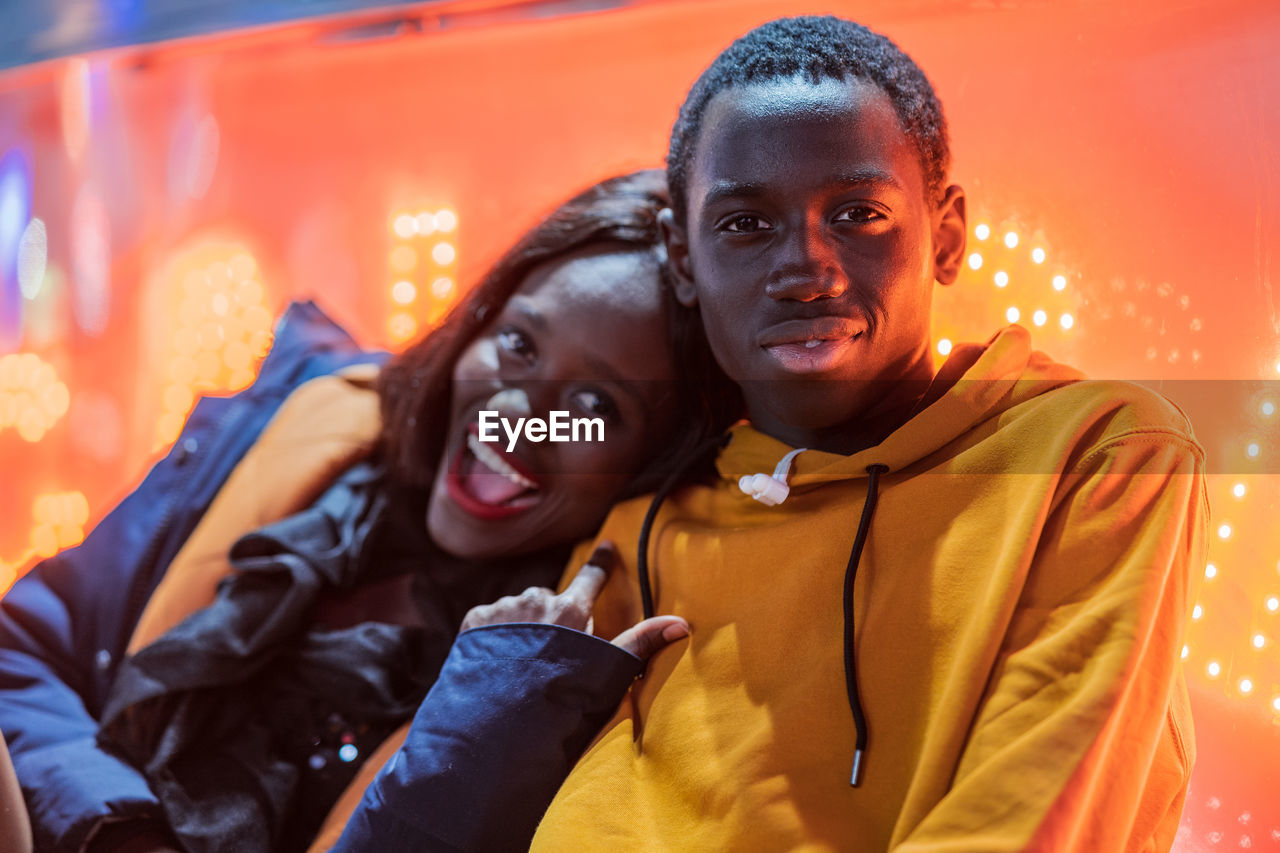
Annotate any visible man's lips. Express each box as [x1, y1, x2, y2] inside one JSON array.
[[757, 316, 865, 348], [756, 317, 866, 374]]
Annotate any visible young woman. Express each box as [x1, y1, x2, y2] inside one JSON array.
[[0, 170, 738, 852]]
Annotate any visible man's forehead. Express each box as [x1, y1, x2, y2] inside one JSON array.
[[689, 76, 918, 200]]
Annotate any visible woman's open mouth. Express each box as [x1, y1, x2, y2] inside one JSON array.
[[444, 426, 544, 521]]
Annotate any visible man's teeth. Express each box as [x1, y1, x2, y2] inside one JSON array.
[[805, 339, 822, 349], [466, 434, 538, 490]]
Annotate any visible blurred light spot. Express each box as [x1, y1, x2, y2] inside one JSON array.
[[1003, 231, 1018, 248], [1052, 274, 1067, 291], [1217, 523, 1232, 539], [431, 276, 454, 300], [393, 214, 416, 239], [70, 184, 111, 336], [1266, 596, 1279, 612], [1032, 309, 1047, 327], [1232, 483, 1246, 498], [338, 743, 358, 763], [432, 242, 456, 266], [390, 246, 417, 272], [1031, 247, 1045, 264], [1205, 563, 1218, 579], [1192, 604, 1203, 620], [391, 280, 416, 305], [1261, 401, 1275, 416], [229, 253, 256, 280], [994, 271, 1009, 288], [17, 218, 47, 299], [1181, 645, 1189, 659], [937, 338, 952, 357], [0, 353, 70, 441], [1246, 443, 1260, 458], [1005, 307, 1020, 324], [389, 311, 417, 344], [967, 252, 982, 270], [1253, 634, 1265, 649], [60, 58, 91, 162], [1273, 697, 1280, 712], [1207, 660, 1220, 677], [188, 115, 220, 200], [1060, 313, 1074, 330], [435, 209, 457, 233], [1240, 678, 1253, 694]]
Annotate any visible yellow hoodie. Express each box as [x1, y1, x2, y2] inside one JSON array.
[[533, 326, 1206, 852]]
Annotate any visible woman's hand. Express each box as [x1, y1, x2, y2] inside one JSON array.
[[459, 542, 688, 661]]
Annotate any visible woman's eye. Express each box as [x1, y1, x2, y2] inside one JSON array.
[[722, 214, 772, 233], [570, 389, 618, 420], [834, 206, 884, 224], [496, 326, 535, 360]]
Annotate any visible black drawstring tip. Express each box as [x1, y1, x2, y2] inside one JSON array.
[[850, 749, 864, 787]]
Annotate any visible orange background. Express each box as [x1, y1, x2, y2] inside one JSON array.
[[1, 1, 1277, 847]]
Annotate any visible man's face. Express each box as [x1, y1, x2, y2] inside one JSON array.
[[668, 75, 964, 444]]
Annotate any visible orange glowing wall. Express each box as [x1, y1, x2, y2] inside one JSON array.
[[1, 0, 1277, 847]]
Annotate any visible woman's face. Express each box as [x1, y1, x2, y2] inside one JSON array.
[[426, 246, 679, 560]]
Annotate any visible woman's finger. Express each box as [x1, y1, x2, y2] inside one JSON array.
[[560, 541, 618, 608], [611, 615, 689, 662]]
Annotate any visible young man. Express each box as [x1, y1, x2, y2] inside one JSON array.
[[530, 16, 1205, 851]]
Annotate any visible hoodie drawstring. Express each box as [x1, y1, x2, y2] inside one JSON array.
[[637, 433, 730, 621], [845, 462, 888, 787], [638, 442, 889, 789]]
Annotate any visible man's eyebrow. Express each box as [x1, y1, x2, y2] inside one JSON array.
[[510, 296, 548, 332], [702, 181, 769, 207], [834, 168, 904, 192]]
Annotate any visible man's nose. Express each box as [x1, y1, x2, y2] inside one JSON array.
[[764, 215, 849, 302]]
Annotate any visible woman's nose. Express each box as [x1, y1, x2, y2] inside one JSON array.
[[483, 387, 532, 418]]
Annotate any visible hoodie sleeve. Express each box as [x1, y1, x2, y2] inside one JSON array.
[[893, 431, 1206, 852], [331, 623, 643, 853]]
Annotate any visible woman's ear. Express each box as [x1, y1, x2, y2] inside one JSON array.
[[659, 208, 698, 307], [932, 184, 967, 287]]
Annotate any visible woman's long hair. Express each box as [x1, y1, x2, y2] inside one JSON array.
[[377, 169, 741, 497]]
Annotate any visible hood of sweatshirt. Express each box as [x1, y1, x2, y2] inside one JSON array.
[[715, 325, 1085, 490]]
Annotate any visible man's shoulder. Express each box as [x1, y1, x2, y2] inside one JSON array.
[[1021, 377, 1196, 440]]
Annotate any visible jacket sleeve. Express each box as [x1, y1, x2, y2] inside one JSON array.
[[332, 623, 643, 853], [893, 432, 1207, 852], [0, 301, 385, 851], [0, 555, 166, 851]]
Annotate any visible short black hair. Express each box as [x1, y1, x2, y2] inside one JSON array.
[[667, 15, 951, 224]]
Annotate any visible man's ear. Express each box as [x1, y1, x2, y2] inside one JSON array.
[[658, 208, 698, 307], [932, 184, 967, 287]]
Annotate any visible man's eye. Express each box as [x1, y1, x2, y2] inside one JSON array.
[[570, 389, 617, 419], [722, 214, 772, 233], [496, 326, 535, 360], [834, 206, 884, 224]]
